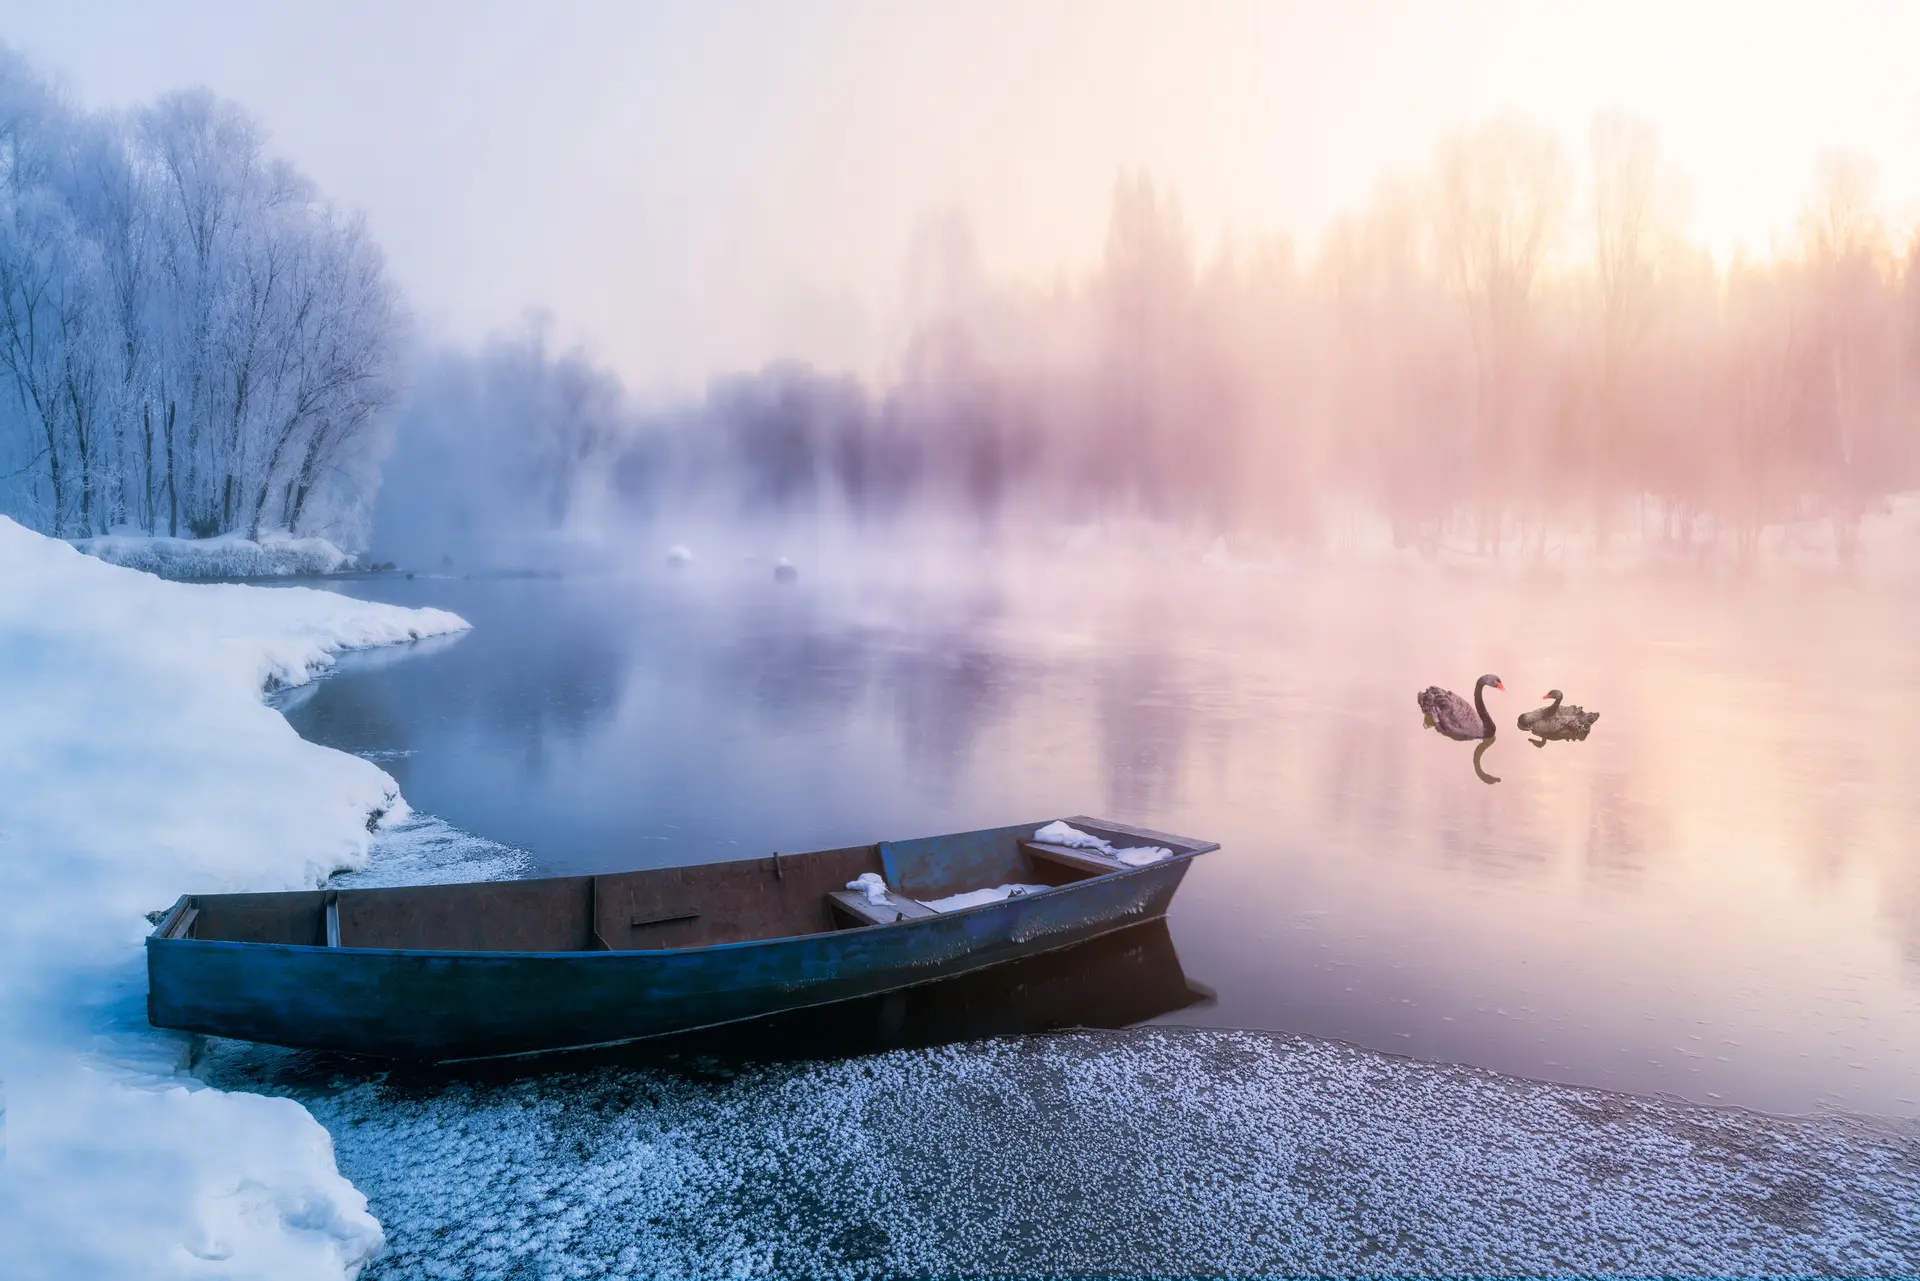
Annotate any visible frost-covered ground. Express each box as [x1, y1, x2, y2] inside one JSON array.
[[12, 510, 1920, 1279], [71, 529, 359, 579], [0, 517, 467, 1280], [329, 811, 529, 890], [199, 1028, 1920, 1279]]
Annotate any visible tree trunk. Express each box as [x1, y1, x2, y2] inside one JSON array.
[[142, 405, 156, 533], [165, 400, 178, 537], [248, 414, 303, 538], [70, 382, 93, 536], [40, 411, 65, 538]]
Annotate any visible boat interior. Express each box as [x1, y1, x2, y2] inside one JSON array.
[[151, 817, 1213, 953]]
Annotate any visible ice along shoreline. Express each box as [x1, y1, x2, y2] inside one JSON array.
[[0, 516, 469, 1280]]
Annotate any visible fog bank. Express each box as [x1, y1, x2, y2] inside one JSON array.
[[375, 118, 1920, 572]]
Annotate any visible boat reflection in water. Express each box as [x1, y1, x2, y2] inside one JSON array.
[[636, 918, 1212, 1064]]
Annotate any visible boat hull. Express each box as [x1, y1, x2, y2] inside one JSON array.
[[147, 854, 1194, 1060]]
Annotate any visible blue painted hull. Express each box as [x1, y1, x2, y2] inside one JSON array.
[[148, 853, 1197, 1060]]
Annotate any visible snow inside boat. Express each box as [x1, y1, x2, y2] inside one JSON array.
[[146, 816, 1218, 1060]]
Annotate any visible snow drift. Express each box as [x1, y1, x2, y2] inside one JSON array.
[[0, 516, 468, 1279], [71, 531, 358, 580]]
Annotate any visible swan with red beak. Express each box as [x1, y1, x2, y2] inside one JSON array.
[[1416, 674, 1504, 740]]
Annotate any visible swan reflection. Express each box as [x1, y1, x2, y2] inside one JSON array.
[[1472, 736, 1501, 785]]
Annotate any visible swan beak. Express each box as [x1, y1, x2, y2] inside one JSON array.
[[1495, 681, 1505, 691], [1541, 693, 1551, 700]]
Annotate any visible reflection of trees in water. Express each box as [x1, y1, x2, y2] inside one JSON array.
[[1429, 733, 1551, 879], [437, 623, 629, 776], [709, 588, 1209, 819], [721, 624, 874, 729], [707, 589, 1020, 783], [1885, 863, 1920, 972], [304, 569, 1920, 984], [882, 643, 1018, 779], [309, 586, 635, 776], [1580, 769, 1648, 885], [1792, 741, 1871, 889], [476, 631, 629, 771], [1095, 647, 1193, 818], [278, 668, 419, 787], [1782, 733, 1920, 972]]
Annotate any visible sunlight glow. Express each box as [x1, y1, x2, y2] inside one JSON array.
[[8, 1, 1919, 381]]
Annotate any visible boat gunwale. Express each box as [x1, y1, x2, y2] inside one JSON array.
[[148, 841, 1219, 961]]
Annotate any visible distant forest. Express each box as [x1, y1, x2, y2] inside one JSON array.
[[390, 114, 1920, 563], [5, 33, 1915, 560], [0, 49, 401, 544]]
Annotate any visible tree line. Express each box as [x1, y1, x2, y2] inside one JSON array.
[[0, 47, 402, 544], [581, 113, 1920, 560], [12, 28, 1901, 564]]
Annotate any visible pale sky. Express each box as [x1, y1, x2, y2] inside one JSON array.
[[6, 0, 1917, 389]]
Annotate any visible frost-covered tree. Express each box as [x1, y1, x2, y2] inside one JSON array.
[[372, 319, 628, 568], [0, 48, 403, 546]]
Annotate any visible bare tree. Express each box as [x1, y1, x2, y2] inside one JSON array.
[[0, 52, 404, 548], [1585, 113, 1689, 543], [1431, 115, 1570, 550]]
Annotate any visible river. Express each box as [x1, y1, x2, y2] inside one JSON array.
[[273, 545, 1920, 1120]]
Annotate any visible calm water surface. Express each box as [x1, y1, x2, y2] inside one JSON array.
[[281, 552, 1920, 1117]]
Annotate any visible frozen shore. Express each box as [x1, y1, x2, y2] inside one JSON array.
[[0, 517, 467, 1280], [11, 509, 1920, 1279], [202, 1027, 1920, 1278], [71, 530, 360, 579]]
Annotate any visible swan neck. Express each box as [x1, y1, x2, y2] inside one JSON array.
[[1473, 681, 1493, 736], [1544, 692, 1562, 715]]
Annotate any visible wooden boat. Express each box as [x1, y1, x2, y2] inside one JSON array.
[[147, 816, 1218, 1060]]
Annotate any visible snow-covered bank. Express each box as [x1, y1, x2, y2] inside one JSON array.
[[0, 517, 468, 1279], [200, 1028, 1920, 1278], [72, 530, 359, 579]]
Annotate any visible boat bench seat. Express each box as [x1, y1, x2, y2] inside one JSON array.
[[827, 889, 936, 927], [1023, 840, 1131, 876]]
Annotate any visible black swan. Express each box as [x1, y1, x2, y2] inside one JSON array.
[[1516, 689, 1599, 743], [1417, 674, 1504, 740]]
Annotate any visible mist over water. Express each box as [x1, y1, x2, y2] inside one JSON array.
[[372, 117, 1920, 586], [287, 541, 1920, 1119], [330, 85, 1920, 1128]]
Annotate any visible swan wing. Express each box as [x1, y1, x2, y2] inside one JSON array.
[[1418, 686, 1478, 737]]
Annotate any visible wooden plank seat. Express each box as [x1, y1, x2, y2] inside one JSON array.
[[827, 888, 936, 927], [1022, 840, 1132, 876], [159, 905, 200, 941]]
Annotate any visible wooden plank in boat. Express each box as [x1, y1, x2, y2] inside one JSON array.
[[1023, 840, 1130, 876], [827, 890, 935, 927], [630, 908, 700, 928], [827, 890, 896, 926], [1064, 815, 1219, 854], [892, 896, 936, 920]]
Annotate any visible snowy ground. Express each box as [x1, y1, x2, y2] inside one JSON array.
[[199, 1027, 1920, 1279], [71, 530, 359, 579], [328, 811, 529, 890], [0, 517, 467, 1280], [10, 509, 1920, 1279]]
